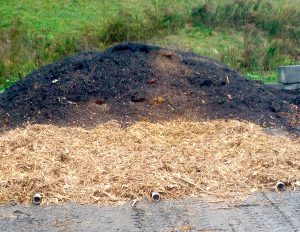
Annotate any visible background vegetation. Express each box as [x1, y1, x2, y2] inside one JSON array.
[[0, 0, 299, 91]]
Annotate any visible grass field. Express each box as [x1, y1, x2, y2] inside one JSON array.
[[0, 0, 299, 90]]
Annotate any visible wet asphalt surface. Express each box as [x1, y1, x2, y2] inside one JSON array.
[[0, 190, 299, 232]]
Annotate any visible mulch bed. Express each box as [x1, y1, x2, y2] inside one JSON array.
[[0, 120, 299, 205]]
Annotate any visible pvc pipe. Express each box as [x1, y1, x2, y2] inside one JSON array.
[[276, 181, 286, 191], [151, 192, 160, 201], [32, 193, 43, 205]]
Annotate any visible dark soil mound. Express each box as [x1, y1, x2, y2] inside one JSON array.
[[292, 96, 300, 106], [0, 43, 299, 131]]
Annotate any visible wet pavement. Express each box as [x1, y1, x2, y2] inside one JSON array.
[[0, 190, 299, 232]]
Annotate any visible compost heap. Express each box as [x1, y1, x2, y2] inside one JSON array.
[[0, 43, 299, 129], [0, 43, 299, 206]]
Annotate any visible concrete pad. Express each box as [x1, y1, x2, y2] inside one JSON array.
[[282, 82, 300, 90], [1, 190, 299, 231], [278, 65, 300, 84]]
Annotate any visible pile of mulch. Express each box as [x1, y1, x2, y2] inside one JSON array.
[[0, 120, 299, 205], [0, 43, 299, 131]]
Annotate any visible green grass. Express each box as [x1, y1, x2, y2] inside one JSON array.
[[0, 0, 202, 36], [0, 0, 123, 36], [0, 0, 299, 90]]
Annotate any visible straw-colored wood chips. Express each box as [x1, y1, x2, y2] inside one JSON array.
[[0, 120, 299, 205]]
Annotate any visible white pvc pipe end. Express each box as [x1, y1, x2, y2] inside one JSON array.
[[32, 193, 43, 205], [151, 192, 160, 201], [276, 181, 286, 191]]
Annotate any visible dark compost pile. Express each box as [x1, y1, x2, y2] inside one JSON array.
[[0, 43, 299, 131]]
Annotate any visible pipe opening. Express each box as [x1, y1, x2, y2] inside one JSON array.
[[33, 193, 42, 205], [276, 181, 286, 191], [151, 192, 160, 201]]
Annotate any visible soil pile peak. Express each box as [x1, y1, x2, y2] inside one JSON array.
[[0, 43, 298, 130]]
